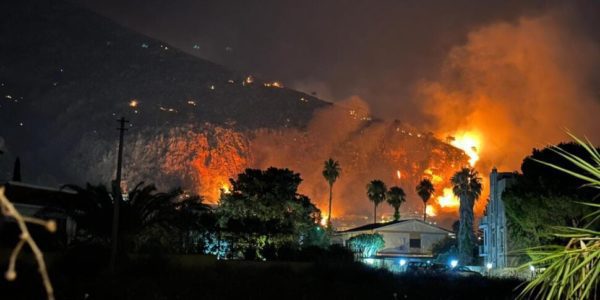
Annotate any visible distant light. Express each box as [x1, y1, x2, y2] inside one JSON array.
[[450, 260, 458, 268], [399, 259, 407, 266], [486, 263, 493, 270], [427, 260, 431, 264], [129, 99, 138, 107], [364, 258, 375, 265], [529, 265, 535, 272]]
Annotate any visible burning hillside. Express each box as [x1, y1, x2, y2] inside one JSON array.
[[70, 97, 470, 228]]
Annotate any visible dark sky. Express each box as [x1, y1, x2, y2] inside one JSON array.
[[73, 0, 599, 123]]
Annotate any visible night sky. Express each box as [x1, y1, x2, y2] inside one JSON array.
[[74, 0, 600, 123]]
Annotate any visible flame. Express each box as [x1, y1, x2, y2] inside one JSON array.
[[426, 205, 437, 217], [264, 81, 283, 88], [448, 132, 481, 166], [220, 183, 231, 194], [423, 168, 443, 184], [320, 215, 328, 226], [436, 187, 459, 208], [396, 170, 401, 180]]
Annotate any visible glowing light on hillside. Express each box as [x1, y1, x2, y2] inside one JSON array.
[[437, 187, 459, 208], [449, 132, 481, 166], [129, 99, 138, 107], [423, 169, 443, 184], [245, 76, 254, 84], [426, 205, 437, 217], [264, 81, 283, 88], [220, 183, 231, 195], [396, 170, 402, 180], [320, 215, 328, 226]]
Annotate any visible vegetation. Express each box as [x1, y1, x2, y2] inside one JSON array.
[[216, 168, 322, 260], [366, 180, 387, 224], [504, 142, 598, 249], [66, 182, 213, 254], [346, 233, 385, 258], [451, 167, 482, 265], [386, 186, 406, 221], [416, 179, 434, 222], [322, 158, 341, 228], [518, 134, 600, 300]]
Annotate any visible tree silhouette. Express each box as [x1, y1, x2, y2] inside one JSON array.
[[416, 179, 434, 221], [366, 180, 387, 224], [322, 158, 341, 228], [386, 186, 406, 221], [451, 168, 482, 265]]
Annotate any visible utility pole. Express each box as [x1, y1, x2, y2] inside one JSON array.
[[110, 117, 128, 271]]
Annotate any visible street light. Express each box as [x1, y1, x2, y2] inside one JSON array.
[[399, 259, 407, 266], [450, 259, 458, 268], [486, 263, 493, 270]]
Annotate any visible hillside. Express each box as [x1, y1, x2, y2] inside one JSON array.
[[0, 0, 328, 183]]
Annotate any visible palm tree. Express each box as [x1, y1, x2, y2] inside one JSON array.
[[416, 179, 435, 222], [451, 167, 482, 265], [367, 180, 387, 224], [322, 158, 341, 228], [65, 182, 210, 252], [386, 186, 406, 221]]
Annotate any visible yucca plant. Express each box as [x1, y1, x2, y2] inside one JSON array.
[[517, 133, 600, 300]]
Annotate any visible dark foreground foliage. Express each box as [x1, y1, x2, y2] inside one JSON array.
[[1, 251, 522, 300]]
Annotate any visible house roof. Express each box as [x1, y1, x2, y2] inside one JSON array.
[[339, 218, 452, 234], [1, 181, 78, 208]]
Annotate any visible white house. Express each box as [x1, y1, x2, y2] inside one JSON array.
[[335, 219, 454, 257]]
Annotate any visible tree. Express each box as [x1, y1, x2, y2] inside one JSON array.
[[347, 233, 385, 258], [65, 182, 211, 253], [451, 167, 482, 265], [216, 167, 321, 260], [366, 180, 387, 224], [517, 134, 600, 300], [322, 158, 341, 228], [503, 142, 599, 249], [386, 186, 406, 221], [416, 179, 434, 222]]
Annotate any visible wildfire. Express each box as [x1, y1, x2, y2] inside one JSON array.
[[220, 183, 231, 194], [423, 168, 443, 184], [436, 187, 459, 208], [320, 215, 328, 226], [264, 81, 283, 88], [448, 132, 481, 166], [396, 170, 401, 180], [426, 205, 437, 217]]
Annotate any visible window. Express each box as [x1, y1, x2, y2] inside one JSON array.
[[409, 233, 421, 248], [409, 238, 421, 248]]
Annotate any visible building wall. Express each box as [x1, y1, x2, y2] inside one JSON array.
[[480, 169, 515, 269], [337, 220, 452, 257]]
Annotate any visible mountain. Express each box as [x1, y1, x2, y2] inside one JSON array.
[[0, 0, 328, 184]]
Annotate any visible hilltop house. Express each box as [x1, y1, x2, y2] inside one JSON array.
[[334, 219, 454, 258]]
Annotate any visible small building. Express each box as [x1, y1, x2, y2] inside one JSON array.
[[479, 168, 517, 269], [335, 219, 454, 258], [0, 181, 78, 249]]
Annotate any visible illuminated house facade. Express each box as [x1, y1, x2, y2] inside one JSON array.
[[335, 219, 454, 257], [479, 168, 517, 269]]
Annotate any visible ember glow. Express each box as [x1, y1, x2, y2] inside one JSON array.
[[436, 187, 459, 208], [426, 205, 437, 217], [129, 99, 139, 108], [448, 132, 481, 167]]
